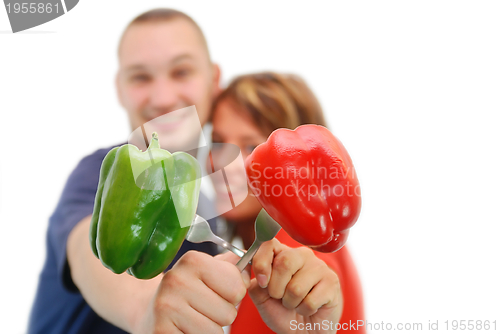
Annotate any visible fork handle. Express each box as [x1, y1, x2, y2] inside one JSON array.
[[235, 240, 261, 272], [211, 235, 246, 258]]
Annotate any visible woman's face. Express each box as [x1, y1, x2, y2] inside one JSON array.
[[210, 98, 268, 222]]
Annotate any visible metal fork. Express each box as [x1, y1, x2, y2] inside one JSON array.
[[186, 215, 246, 258], [235, 209, 282, 272]]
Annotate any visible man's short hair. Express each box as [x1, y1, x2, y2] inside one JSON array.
[[118, 8, 211, 60]]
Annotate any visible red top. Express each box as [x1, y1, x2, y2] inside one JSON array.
[[230, 229, 366, 333]]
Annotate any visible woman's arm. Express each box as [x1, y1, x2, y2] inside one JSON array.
[[249, 239, 343, 334]]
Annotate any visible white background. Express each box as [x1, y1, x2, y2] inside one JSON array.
[[1, 1, 499, 333]]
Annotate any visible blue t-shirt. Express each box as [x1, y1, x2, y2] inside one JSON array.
[[28, 145, 218, 334]]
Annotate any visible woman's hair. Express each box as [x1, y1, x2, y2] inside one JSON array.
[[212, 72, 327, 135]]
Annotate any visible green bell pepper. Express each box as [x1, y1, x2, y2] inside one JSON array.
[[89, 132, 201, 279]]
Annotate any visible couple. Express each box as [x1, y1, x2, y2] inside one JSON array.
[[29, 8, 365, 334]]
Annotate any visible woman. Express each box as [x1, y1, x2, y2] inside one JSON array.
[[209, 72, 365, 333]]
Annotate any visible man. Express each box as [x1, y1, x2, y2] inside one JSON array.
[[28, 9, 249, 334], [29, 9, 350, 334]]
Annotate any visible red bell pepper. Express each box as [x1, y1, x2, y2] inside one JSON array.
[[245, 124, 361, 253]]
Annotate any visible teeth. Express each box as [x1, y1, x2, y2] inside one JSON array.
[[148, 108, 191, 124], [150, 116, 183, 124]]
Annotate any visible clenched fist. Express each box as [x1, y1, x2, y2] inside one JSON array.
[[249, 239, 343, 334], [134, 251, 250, 334]]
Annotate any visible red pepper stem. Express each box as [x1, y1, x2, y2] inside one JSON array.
[[148, 132, 160, 150]]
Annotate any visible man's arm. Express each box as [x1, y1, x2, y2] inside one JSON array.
[[67, 215, 161, 332], [67, 215, 249, 333]]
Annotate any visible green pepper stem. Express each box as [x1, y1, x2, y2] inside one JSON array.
[[148, 132, 160, 150]]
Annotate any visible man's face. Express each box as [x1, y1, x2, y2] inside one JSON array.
[[116, 19, 219, 147]]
